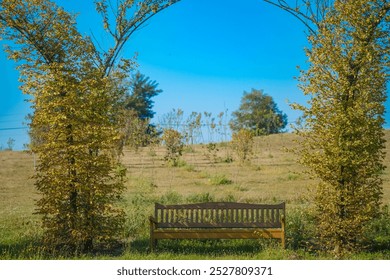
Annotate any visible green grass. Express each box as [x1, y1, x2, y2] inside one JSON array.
[[1, 132, 390, 259]]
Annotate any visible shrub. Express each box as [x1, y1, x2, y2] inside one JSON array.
[[231, 129, 254, 163], [203, 142, 219, 164], [162, 129, 184, 166], [361, 205, 390, 251], [285, 207, 317, 251]]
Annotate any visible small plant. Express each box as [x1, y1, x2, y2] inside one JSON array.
[[6, 138, 15, 151], [221, 194, 237, 202], [162, 129, 184, 166], [287, 172, 300, 181], [208, 174, 233, 186], [234, 185, 249, 192], [160, 190, 183, 204], [186, 192, 215, 203], [222, 154, 234, 163], [203, 142, 219, 163], [231, 129, 254, 163], [182, 163, 197, 172]]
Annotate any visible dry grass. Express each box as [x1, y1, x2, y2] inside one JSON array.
[[122, 132, 390, 205], [2, 132, 390, 221], [1, 131, 390, 258]]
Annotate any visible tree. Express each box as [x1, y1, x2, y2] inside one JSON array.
[[266, 0, 390, 254], [121, 110, 156, 151], [230, 89, 287, 136], [0, 0, 126, 252], [6, 137, 15, 150], [121, 71, 162, 149], [124, 71, 162, 120], [0, 0, 180, 253]]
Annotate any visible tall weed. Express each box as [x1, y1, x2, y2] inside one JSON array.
[[285, 207, 317, 251], [361, 205, 390, 251]]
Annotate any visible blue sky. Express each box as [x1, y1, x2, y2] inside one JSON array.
[[1, 0, 387, 150]]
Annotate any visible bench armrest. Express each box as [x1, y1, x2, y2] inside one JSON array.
[[149, 216, 157, 225]]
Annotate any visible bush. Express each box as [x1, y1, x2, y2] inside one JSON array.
[[203, 142, 219, 163], [231, 129, 254, 163], [285, 207, 317, 251], [162, 129, 184, 166], [361, 205, 390, 251]]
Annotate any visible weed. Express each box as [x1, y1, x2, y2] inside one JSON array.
[[133, 177, 158, 190], [172, 158, 188, 168], [159, 190, 183, 204], [285, 207, 318, 251], [234, 185, 249, 192], [287, 172, 300, 181], [182, 163, 197, 172], [186, 192, 215, 203], [208, 174, 233, 186], [361, 205, 390, 251], [221, 194, 237, 202]]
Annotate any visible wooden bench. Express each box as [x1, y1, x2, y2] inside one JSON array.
[[149, 202, 285, 251]]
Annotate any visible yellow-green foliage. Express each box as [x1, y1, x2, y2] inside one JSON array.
[[122, 110, 154, 151], [0, 0, 181, 253], [231, 129, 254, 163], [0, 1, 127, 252], [294, 0, 390, 254]]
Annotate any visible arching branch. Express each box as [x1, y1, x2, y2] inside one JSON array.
[[263, 0, 333, 35], [95, 0, 182, 77]]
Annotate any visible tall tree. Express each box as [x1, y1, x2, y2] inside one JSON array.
[[0, 0, 180, 253], [125, 71, 162, 120], [266, 0, 390, 254], [230, 89, 288, 136], [121, 72, 162, 149]]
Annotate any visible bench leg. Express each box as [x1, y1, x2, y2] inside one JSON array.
[[150, 235, 158, 252], [149, 218, 158, 252], [281, 215, 286, 249]]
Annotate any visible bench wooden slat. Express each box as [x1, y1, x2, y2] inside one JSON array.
[[157, 221, 281, 228]]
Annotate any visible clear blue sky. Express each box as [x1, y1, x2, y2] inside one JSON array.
[[1, 0, 388, 150]]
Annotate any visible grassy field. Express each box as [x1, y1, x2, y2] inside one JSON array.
[[1, 132, 390, 259]]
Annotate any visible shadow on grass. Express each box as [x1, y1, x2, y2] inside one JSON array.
[[128, 238, 282, 259], [0, 238, 45, 260], [3, 237, 389, 260], [0, 238, 127, 260]]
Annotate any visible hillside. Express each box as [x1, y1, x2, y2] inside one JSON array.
[[2, 131, 390, 216], [1, 131, 390, 258]]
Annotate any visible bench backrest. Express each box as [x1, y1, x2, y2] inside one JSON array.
[[154, 202, 285, 228]]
